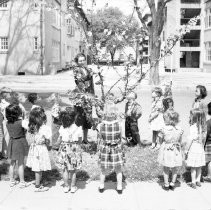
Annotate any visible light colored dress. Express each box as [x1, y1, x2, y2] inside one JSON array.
[[26, 125, 52, 172], [56, 124, 82, 171], [0, 99, 10, 157], [158, 125, 183, 168], [150, 98, 164, 131], [186, 124, 206, 167]]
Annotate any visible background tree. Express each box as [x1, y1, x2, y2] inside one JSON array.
[[134, 0, 172, 85]]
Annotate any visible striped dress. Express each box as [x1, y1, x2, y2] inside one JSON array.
[[98, 120, 125, 171]]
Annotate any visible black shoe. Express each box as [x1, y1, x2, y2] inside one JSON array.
[[116, 188, 123, 194], [98, 187, 104, 193], [169, 185, 175, 191], [162, 185, 169, 191], [82, 140, 89, 144]]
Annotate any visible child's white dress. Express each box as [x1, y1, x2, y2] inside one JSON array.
[[150, 98, 164, 131], [158, 125, 183, 168], [26, 125, 52, 172], [186, 124, 205, 167]]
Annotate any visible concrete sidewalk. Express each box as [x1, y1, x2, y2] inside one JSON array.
[[0, 180, 211, 210]]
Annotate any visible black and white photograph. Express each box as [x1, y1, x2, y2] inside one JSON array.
[[0, 0, 211, 209]]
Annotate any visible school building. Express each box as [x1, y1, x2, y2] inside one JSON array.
[[0, 0, 90, 75]]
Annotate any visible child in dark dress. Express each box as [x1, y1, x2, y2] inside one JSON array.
[[6, 104, 29, 188], [204, 102, 211, 182]]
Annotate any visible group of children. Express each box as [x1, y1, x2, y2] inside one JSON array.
[[149, 84, 211, 190], [0, 83, 211, 194]]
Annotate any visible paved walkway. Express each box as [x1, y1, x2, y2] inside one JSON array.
[[0, 180, 211, 210], [1, 70, 211, 93]]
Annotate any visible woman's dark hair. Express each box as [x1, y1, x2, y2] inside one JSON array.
[[28, 107, 46, 134], [74, 53, 86, 64], [6, 104, 22, 124], [59, 110, 76, 128], [208, 102, 211, 116], [163, 97, 174, 112], [163, 110, 179, 126], [28, 93, 38, 104], [196, 85, 207, 99]]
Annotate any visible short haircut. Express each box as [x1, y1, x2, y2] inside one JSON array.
[[196, 85, 207, 99], [28, 93, 38, 104], [6, 104, 22, 124], [74, 53, 86, 64], [59, 110, 76, 128]]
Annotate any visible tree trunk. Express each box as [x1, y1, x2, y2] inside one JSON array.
[[110, 52, 115, 66], [149, 27, 161, 85]]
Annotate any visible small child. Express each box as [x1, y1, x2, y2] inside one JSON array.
[[27, 93, 40, 110], [125, 92, 142, 146], [97, 103, 125, 194], [5, 104, 29, 188], [149, 87, 164, 149], [185, 110, 206, 189], [204, 102, 211, 182], [158, 111, 183, 191], [163, 97, 174, 113], [26, 107, 52, 192], [54, 110, 82, 193]]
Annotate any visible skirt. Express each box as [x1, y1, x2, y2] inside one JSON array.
[[158, 143, 182, 168], [186, 142, 205, 167], [56, 142, 82, 171], [150, 113, 164, 131], [205, 141, 211, 163], [7, 137, 28, 163], [26, 143, 51, 172], [99, 143, 124, 171]]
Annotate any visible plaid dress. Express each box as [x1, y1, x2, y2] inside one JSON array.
[[98, 120, 124, 171]]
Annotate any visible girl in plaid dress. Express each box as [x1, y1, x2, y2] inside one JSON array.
[[98, 103, 125, 194], [54, 110, 82, 193]]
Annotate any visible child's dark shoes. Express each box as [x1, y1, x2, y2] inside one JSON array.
[[196, 182, 201, 187], [98, 187, 105, 193], [189, 183, 197, 189]]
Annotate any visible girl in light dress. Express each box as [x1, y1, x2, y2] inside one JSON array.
[[54, 110, 82, 193], [185, 110, 207, 189], [158, 110, 183, 191], [149, 87, 164, 149], [25, 107, 52, 192]]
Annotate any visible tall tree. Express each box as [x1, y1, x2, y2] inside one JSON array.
[[134, 0, 172, 85]]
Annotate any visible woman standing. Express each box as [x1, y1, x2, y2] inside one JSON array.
[[73, 53, 95, 144]]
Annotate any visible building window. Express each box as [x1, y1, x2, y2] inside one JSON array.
[[180, 51, 200, 68], [181, 0, 200, 3], [52, 40, 60, 63], [180, 30, 200, 47], [0, 1, 8, 8], [205, 8, 211, 29], [0, 37, 8, 51], [205, 42, 211, 62], [34, 37, 38, 51], [180, 8, 201, 25]]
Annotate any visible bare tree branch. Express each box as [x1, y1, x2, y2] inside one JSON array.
[[133, 0, 148, 33]]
